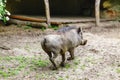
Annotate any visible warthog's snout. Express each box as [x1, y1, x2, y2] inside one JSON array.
[[80, 39, 87, 45]]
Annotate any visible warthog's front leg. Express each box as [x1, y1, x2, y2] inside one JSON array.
[[60, 53, 65, 67], [47, 52, 57, 70], [67, 48, 75, 60]]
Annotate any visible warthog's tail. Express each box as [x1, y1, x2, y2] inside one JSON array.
[[41, 38, 47, 49]]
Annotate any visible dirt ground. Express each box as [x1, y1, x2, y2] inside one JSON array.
[[0, 21, 120, 80]]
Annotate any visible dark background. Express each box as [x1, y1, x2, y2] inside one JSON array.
[[6, 0, 105, 17]]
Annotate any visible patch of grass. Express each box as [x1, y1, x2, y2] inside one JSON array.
[[0, 70, 9, 77], [80, 64, 86, 70], [65, 64, 71, 69], [32, 58, 49, 67], [74, 59, 80, 65], [23, 25, 32, 30], [41, 27, 46, 31], [0, 56, 49, 78], [49, 26, 59, 30], [85, 56, 97, 64], [0, 56, 28, 77], [29, 58, 49, 71], [116, 67, 120, 73], [0, 56, 12, 61], [35, 73, 41, 79], [66, 75, 69, 79], [58, 77, 64, 80], [0, 66, 21, 77], [0, 56, 26, 62], [86, 56, 94, 62]]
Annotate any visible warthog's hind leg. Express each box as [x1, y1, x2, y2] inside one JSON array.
[[67, 48, 75, 60], [47, 52, 58, 70], [60, 53, 65, 67]]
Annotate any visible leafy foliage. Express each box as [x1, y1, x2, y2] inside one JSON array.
[[103, 1, 111, 8], [103, 0, 120, 11], [102, 0, 120, 19], [109, 0, 120, 5], [110, 0, 120, 11], [0, 0, 10, 23], [49, 26, 59, 30]]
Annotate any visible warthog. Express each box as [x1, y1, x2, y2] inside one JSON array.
[[41, 26, 87, 70]]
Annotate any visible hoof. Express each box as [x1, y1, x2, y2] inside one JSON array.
[[67, 57, 74, 60], [60, 63, 65, 67], [49, 66, 58, 70], [51, 67, 58, 70]]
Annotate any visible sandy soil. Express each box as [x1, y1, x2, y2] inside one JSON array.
[[0, 21, 120, 80]]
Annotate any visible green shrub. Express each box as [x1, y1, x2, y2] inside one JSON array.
[[0, 0, 10, 23]]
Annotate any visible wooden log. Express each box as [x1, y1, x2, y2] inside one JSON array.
[[95, 0, 101, 27], [9, 15, 46, 22], [44, 0, 51, 26], [9, 15, 61, 26], [9, 15, 117, 27], [8, 19, 48, 28]]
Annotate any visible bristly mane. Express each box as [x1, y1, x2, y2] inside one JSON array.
[[57, 26, 76, 33]]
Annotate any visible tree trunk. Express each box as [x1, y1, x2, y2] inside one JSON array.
[[44, 0, 51, 27], [95, 0, 101, 27]]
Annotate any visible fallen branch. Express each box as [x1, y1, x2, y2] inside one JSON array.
[[9, 15, 62, 26], [8, 19, 48, 28], [9, 15, 118, 27], [9, 15, 46, 22], [53, 19, 117, 24]]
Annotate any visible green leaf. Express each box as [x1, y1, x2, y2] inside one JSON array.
[[0, 0, 10, 23]]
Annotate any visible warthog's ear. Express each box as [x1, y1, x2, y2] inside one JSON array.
[[77, 27, 82, 33]]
